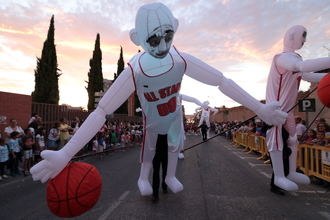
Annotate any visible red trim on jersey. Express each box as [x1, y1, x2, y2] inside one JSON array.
[[275, 66, 283, 150], [127, 63, 137, 91], [140, 114, 146, 163], [275, 126, 279, 150], [276, 74, 283, 101], [138, 52, 174, 78], [173, 46, 187, 73]]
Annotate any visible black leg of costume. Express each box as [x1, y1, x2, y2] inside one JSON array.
[[161, 140, 168, 193], [152, 134, 168, 202], [270, 127, 291, 195], [202, 131, 207, 141]]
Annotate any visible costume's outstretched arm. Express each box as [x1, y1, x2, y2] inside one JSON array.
[[62, 69, 135, 159], [181, 94, 203, 106], [182, 52, 287, 126], [30, 68, 135, 183], [195, 106, 202, 112], [209, 107, 218, 113], [277, 54, 330, 73], [302, 72, 328, 82]]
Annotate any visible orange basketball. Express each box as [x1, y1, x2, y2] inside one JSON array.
[[317, 73, 330, 108], [47, 162, 102, 218]]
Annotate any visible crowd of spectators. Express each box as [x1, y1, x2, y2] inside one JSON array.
[[214, 116, 330, 147], [0, 111, 328, 182], [299, 118, 330, 147], [0, 114, 143, 181]]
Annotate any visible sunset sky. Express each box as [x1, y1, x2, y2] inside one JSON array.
[[1, 0, 330, 114]]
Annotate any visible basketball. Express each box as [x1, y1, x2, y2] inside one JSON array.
[[317, 73, 330, 108], [47, 162, 102, 218]]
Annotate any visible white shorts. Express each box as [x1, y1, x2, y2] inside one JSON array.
[[24, 149, 33, 159]]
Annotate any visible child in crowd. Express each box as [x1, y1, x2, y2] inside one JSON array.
[[48, 123, 60, 150], [0, 138, 9, 180], [97, 133, 106, 152], [68, 128, 74, 141], [313, 131, 327, 146], [110, 130, 117, 147], [130, 128, 136, 145], [7, 131, 21, 176], [35, 127, 46, 163], [92, 137, 98, 152], [24, 128, 34, 137], [22, 135, 34, 176], [302, 130, 316, 145], [121, 132, 128, 147], [135, 129, 142, 145]]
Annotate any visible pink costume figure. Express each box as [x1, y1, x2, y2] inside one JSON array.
[[266, 25, 330, 191], [31, 3, 287, 200]]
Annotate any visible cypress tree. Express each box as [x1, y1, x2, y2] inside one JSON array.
[[115, 46, 128, 114], [86, 33, 103, 111], [32, 15, 60, 104]]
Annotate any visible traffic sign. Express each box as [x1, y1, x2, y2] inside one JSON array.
[[298, 99, 315, 112]]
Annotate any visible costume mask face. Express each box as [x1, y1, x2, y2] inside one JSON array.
[[130, 3, 178, 59], [283, 25, 307, 52]]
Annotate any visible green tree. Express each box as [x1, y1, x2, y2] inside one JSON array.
[[32, 15, 60, 104], [115, 46, 128, 114], [86, 33, 103, 111]]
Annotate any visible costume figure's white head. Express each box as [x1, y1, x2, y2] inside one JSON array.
[[283, 25, 307, 52], [130, 2, 178, 58]]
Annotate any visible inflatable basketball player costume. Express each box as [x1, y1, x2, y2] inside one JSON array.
[[265, 25, 330, 193], [31, 3, 287, 201]]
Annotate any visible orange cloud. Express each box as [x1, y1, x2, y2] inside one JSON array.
[[0, 25, 34, 35]]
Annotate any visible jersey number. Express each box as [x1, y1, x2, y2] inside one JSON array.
[[157, 97, 177, 116]]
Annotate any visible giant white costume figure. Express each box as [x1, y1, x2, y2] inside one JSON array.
[[197, 102, 218, 128], [177, 94, 210, 159], [196, 102, 218, 139], [31, 3, 287, 199], [266, 25, 330, 192]]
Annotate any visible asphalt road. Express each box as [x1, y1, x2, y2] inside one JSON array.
[[0, 135, 329, 220]]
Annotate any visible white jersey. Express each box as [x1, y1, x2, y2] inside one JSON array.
[[198, 108, 211, 127], [128, 46, 186, 159], [129, 46, 186, 134], [266, 52, 303, 151]]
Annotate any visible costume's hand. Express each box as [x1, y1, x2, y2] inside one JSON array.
[[30, 149, 71, 183], [257, 102, 287, 126]]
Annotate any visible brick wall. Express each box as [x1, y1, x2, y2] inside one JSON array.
[[212, 106, 255, 122], [0, 91, 32, 136]]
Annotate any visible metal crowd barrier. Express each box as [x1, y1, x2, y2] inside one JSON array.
[[232, 132, 330, 182]]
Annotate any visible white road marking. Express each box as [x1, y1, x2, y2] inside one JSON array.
[[248, 162, 268, 167], [318, 211, 330, 219], [98, 190, 130, 220], [289, 192, 299, 197], [0, 176, 32, 188], [298, 190, 328, 194], [231, 152, 256, 159], [259, 171, 272, 179]]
